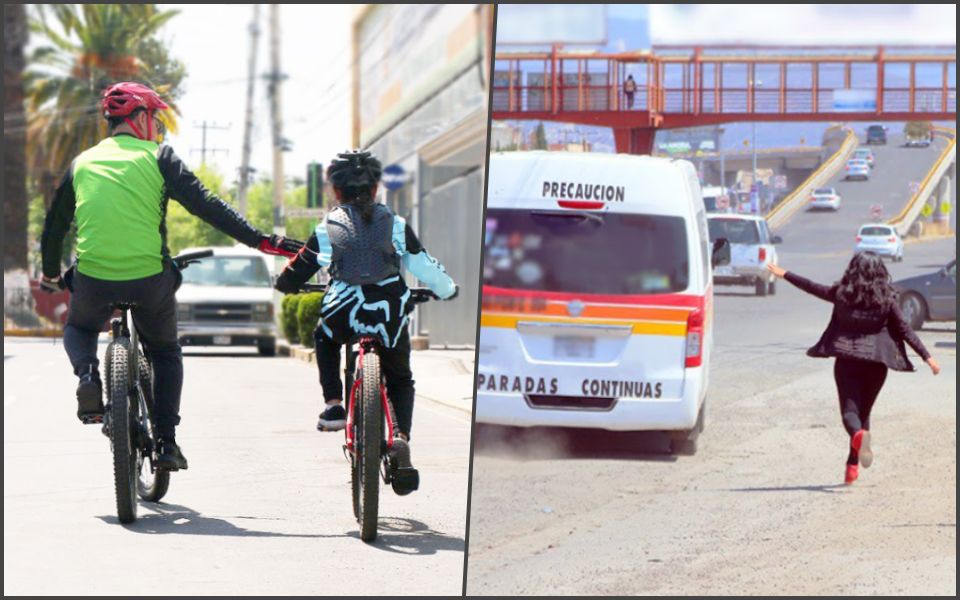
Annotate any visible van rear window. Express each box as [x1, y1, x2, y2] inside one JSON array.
[[483, 209, 689, 295]]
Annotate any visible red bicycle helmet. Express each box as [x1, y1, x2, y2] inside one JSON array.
[[101, 82, 169, 140]]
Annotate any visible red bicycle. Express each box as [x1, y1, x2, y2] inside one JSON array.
[[298, 283, 436, 541]]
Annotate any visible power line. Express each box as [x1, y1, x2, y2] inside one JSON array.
[[190, 121, 231, 165]]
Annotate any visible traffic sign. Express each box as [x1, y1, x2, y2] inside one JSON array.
[[382, 164, 409, 191]]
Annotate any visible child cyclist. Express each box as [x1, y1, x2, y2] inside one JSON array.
[[275, 150, 457, 494]]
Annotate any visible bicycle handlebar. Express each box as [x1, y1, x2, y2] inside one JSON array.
[[172, 250, 214, 270]]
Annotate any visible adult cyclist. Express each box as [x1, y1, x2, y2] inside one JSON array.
[[40, 82, 296, 471], [274, 150, 457, 495]]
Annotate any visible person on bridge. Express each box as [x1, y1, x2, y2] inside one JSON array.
[[39, 82, 295, 471], [623, 74, 637, 110], [274, 150, 458, 495], [767, 253, 940, 485]]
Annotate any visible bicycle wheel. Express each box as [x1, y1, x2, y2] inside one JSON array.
[[136, 353, 170, 502], [356, 352, 382, 542], [108, 339, 138, 523]]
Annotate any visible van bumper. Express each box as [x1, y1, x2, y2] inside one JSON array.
[[475, 368, 705, 432]]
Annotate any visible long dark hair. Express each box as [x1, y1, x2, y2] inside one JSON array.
[[339, 184, 376, 223], [835, 252, 899, 311]]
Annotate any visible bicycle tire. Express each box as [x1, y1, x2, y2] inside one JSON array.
[[357, 352, 382, 542], [136, 354, 169, 502], [347, 369, 360, 521], [108, 339, 138, 523]]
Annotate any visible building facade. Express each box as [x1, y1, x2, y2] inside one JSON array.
[[353, 4, 492, 347]]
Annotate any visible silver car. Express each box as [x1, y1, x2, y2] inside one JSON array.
[[855, 224, 904, 262], [844, 158, 871, 180], [175, 246, 279, 356], [896, 259, 957, 330]]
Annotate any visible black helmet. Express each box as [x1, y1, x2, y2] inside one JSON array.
[[327, 150, 382, 190]]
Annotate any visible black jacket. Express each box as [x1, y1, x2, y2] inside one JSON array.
[[785, 271, 931, 371]]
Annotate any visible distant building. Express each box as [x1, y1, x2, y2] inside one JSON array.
[[352, 4, 493, 346]]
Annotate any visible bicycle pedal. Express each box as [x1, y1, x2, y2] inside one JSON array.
[[79, 414, 104, 425]]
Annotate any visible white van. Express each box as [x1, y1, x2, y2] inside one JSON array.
[[477, 152, 729, 454]]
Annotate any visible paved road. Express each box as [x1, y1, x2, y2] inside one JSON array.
[[4, 344, 472, 595], [466, 137, 956, 595]]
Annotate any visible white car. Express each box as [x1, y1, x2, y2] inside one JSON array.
[[845, 159, 871, 180], [707, 214, 781, 296], [175, 245, 280, 355], [855, 224, 904, 262], [807, 187, 842, 211]]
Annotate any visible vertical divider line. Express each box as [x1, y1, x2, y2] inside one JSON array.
[[462, 4, 497, 596]]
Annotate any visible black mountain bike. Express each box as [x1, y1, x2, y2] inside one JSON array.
[[299, 283, 436, 542], [101, 250, 212, 523]]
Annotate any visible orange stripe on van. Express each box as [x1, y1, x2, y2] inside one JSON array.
[[479, 313, 688, 337]]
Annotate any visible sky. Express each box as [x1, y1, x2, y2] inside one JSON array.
[[160, 4, 354, 186]]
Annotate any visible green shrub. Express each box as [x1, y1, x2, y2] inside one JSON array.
[[296, 292, 325, 347], [280, 294, 303, 344]]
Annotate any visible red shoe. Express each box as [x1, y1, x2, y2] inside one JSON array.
[[851, 429, 873, 468], [845, 464, 859, 485]]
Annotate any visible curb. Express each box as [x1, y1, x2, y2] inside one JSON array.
[[4, 329, 63, 338]]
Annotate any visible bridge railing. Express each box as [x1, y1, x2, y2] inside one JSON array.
[[766, 127, 858, 231], [493, 47, 957, 120], [888, 127, 957, 236]]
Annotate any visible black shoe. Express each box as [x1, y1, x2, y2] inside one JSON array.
[[155, 439, 188, 471], [76, 365, 104, 424], [389, 437, 419, 496], [317, 403, 347, 432]]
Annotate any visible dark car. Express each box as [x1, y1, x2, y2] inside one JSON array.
[[865, 125, 887, 145], [895, 259, 956, 330]]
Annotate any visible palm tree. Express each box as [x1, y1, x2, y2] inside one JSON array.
[[24, 4, 185, 201], [4, 4, 29, 272]]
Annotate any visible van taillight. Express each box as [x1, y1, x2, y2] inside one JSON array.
[[856, 235, 862, 242], [887, 236, 896, 242], [758, 247, 766, 262], [685, 308, 704, 368]]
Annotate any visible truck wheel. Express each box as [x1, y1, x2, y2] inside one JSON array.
[[669, 402, 705, 456], [755, 278, 768, 297], [257, 339, 277, 357], [768, 280, 776, 295]]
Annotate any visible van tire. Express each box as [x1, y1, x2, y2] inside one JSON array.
[[755, 278, 768, 297], [767, 280, 776, 295]]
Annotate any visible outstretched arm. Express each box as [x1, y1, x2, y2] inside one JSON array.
[[274, 227, 327, 293], [157, 145, 264, 247], [889, 302, 937, 373], [768, 263, 835, 302], [394, 217, 457, 299]]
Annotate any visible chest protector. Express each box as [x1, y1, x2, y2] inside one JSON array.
[[326, 203, 400, 285]]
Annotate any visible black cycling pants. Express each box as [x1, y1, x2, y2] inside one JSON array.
[[64, 265, 183, 439], [314, 326, 416, 439], [833, 358, 888, 465]]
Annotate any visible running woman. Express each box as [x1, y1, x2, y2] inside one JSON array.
[[768, 252, 940, 484]]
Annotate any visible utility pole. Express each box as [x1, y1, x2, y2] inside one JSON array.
[[718, 126, 726, 190], [191, 121, 230, 166], [237, 4, 261, 218], [267, 4, 287, 237]]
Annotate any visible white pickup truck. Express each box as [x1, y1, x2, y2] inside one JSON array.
[[175, 245, 279, 356], [707, 214, 781, 297]]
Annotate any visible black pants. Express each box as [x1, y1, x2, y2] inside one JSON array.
[[833, 358, 888, 465], [64, 265, 183, 439], [315, 326, 416, 439]]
